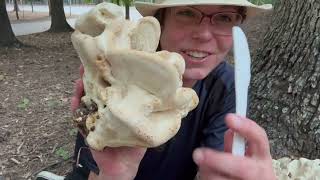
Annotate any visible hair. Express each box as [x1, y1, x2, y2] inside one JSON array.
[[238, 7, 247, 21], [154, 9, 167, 26]]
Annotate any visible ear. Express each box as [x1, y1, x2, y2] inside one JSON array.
[[130, 17, 161, 52]]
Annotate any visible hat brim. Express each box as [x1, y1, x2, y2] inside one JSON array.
[[135, 1, 272, 18]]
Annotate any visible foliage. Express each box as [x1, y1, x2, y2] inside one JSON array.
[[249, 0, 275, 5], [110, 0, 121, 5], [47, 99, 59, 108], [83, 0, 92, 3], [122, 0, 133, 6], [68, 128, 78, 136], [17, 98, 30, 109], [55, 147, 71, 160], [110, 0, 134, 6]]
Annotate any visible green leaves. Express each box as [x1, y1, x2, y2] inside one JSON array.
[[17, 98, 30, 109], [68, 128, 78, 136], [55, 147, 71, 160], [249, 0, 275, 5], [84, 0, 92, 4], [110, 0, 134, 6]]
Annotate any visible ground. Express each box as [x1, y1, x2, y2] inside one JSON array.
[[0, 11, 272, 179]]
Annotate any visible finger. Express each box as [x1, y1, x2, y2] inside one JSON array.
[[74, 79, 84, 98], [245, 141, 254, 156], [71, 79, 84, 112], [193, 148, 256, 180], [225, 113, 270, 158], [224, 129, 233, 152], [71, 96, 81, 113], [79, 64, 84, 78]]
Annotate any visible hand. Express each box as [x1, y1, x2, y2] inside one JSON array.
[[193, 114, 276, 180], [71, 65, 146, 180], [71, 64, 84, 113], [91, 147, 147, 180]]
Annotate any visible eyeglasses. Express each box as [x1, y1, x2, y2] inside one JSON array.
[[170, 7, 244, 36]]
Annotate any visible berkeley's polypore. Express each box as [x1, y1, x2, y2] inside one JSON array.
[[273, 157, 320, 179], [71, 3, 199, 151]]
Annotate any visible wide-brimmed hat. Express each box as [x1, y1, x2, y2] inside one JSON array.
[[135, 0, 272, 18]]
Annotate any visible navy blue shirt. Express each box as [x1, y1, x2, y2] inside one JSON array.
[[74, 62, 235, 180]]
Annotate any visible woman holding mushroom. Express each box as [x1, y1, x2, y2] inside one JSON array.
[[42, 0, 277, 180]]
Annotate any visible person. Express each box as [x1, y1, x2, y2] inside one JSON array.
[[37, 0, 277, 180]]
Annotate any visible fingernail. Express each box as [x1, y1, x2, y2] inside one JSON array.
[[193, 149, 203, 164]]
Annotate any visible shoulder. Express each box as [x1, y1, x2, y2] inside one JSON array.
[[203, 61, 235, 93]]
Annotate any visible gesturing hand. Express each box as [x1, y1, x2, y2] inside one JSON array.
[[193, 114, 276, 180]]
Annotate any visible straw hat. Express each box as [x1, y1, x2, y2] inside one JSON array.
[[135, 0, 272, 18]]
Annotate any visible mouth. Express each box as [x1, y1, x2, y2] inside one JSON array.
[[181, 50, 212, 62]]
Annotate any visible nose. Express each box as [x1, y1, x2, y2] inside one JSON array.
[[191, 17, 214, 42]]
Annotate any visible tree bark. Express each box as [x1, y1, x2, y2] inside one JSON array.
[[48, 0, 73, 32], [250, 0, 320, 159], [0, 0, 21, 47]]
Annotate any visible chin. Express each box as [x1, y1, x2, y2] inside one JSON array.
[[183, 70, 209, 81]]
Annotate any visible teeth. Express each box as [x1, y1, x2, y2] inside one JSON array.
[[185, 51, 209, 58]]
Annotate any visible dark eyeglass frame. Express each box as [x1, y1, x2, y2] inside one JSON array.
[[185, 6, 244, 25], [169, 6, 245, 36]]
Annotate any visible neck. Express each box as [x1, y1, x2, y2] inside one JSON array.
[[183, 79, 197, 88]]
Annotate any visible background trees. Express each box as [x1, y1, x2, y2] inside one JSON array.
[[0, 0, 20, 47], [48, 0, 73, 32], [2, 0, 319, 160]]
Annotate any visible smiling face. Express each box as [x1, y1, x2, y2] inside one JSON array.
[[160, 5, 241, 87]]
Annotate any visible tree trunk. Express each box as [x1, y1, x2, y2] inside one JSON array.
[[122, 0, 132, 20], [48, 0, 51, 16], [0, 0, 21, 47], [13, 0, 19, 19], [249, 0, 320, 159], [125, 4, 129, 20], [31, 0, 33, 13], [48, 0, 73, 32]]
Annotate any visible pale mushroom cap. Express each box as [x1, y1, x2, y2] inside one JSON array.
[[272, 157, 320, 179], [71, 2, 199, 150]]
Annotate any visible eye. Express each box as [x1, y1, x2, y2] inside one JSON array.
[[215, 14, 233, 23], [176, 9, 196, 17]]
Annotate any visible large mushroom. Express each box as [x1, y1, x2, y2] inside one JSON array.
[[71, 2, 199, 151]]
